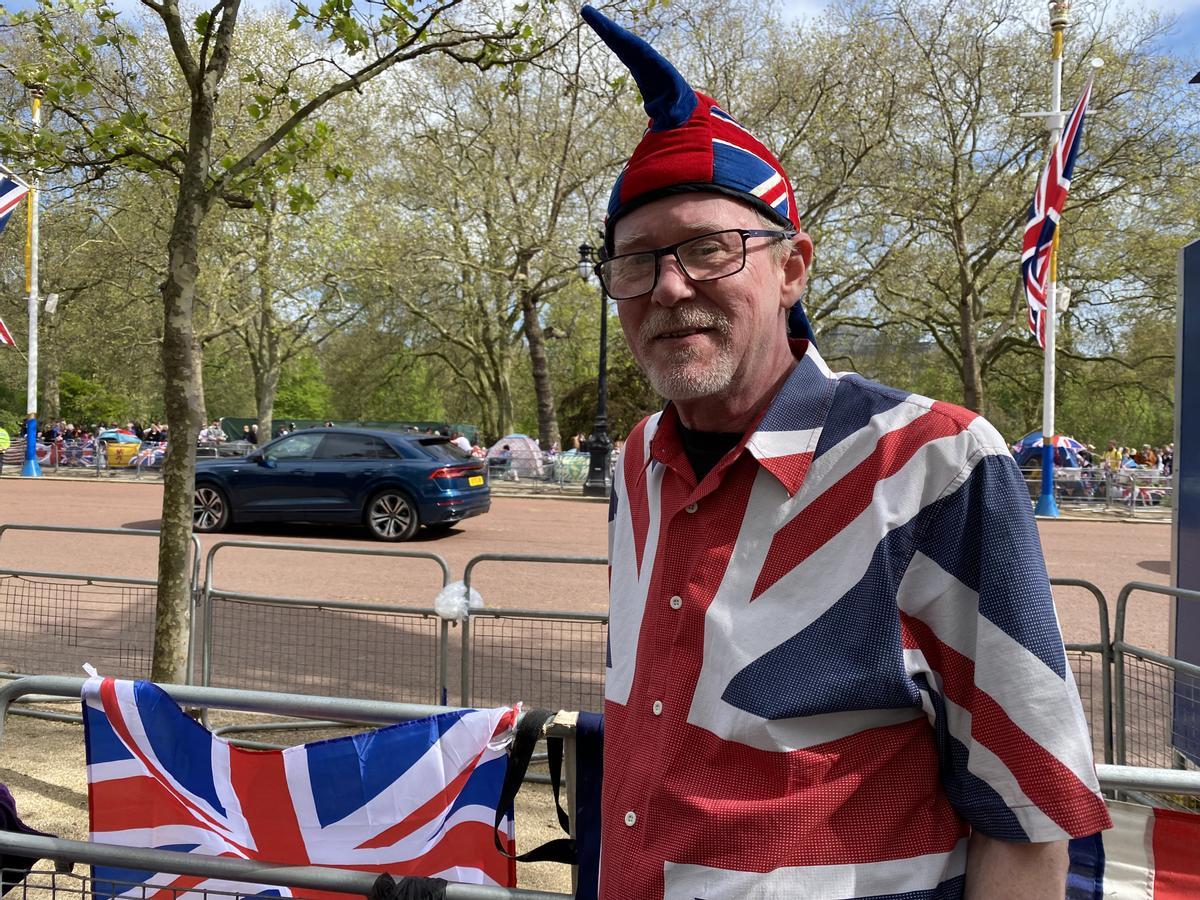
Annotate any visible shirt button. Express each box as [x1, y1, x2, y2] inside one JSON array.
[[624, 811, 637, 827], [685, 502, 698, 514], [652, 700, 663, 716], [669, 595, 682, 610]]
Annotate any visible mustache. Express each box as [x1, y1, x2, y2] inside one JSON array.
[[638, 306, 732, 343]]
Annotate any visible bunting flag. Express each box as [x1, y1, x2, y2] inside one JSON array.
[[1021, 77, 1092, 348], [83, 677, 520, 899], [0, 175, 29, 236], [1068, 800, 1200, 898]]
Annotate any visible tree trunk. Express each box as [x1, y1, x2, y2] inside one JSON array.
[[152, 88, 216, 685], [249, 200, 280, 441], [958, 296, 984, 412], [520, 289, 560, 450]]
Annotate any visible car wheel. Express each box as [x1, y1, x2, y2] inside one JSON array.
[[193, 484, 230, 533], [365, 490, 419, 542]]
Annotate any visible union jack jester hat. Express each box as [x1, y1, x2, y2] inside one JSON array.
[[581, 5, 815, 341]]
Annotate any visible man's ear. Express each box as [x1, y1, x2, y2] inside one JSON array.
[[780, 230, 812, 310]]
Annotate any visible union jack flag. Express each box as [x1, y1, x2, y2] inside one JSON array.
[[83, 678, 519, 899], [1022, 78, 1093, 349], [0, 174, 28, 235], [0, 314, 15, 348]]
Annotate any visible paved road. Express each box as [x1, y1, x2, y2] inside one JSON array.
[[0, 476, 1173, 653]]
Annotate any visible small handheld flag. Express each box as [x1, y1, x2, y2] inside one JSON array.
[[1022, 77, 1092, 348], [0, 175, 29, 236]]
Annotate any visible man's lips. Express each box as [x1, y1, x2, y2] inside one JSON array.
[[653, 327, 712, 340]]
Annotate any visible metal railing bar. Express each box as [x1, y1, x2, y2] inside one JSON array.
[[1051, 577, 1113, 763], [0, 833, 568, 900], [1113, 581, 1200, 765], [0, 568, 158, 587], [462, 554, 607, 587], [0, 676, 454, 750], [1096, 764, 1200, 794], [208, 592, 440, 616], [467, 608, 608, 624], [0, 524, 201, 587], [203, 540, 452, 595]]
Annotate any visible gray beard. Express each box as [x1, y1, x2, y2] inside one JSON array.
[[637, 307, 736, 401]]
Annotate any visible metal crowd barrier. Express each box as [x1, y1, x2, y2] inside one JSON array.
[[200, 541, 451, 703], [1113, 582, 1200, 784], [1053, 577, 1113, 763], [0, 676, 572, 900], [0, 526, 201, 690], [461, 554, 607, 708]]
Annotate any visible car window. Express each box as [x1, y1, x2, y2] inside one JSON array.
[[265, 433, 323, 461], [317, 433, 398, 460], [416, 438, 470, 461]]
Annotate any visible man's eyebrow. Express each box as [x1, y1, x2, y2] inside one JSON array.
[[613, 220, 728, 254]]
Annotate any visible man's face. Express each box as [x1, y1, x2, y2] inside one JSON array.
[[611, 194, 806, 406]]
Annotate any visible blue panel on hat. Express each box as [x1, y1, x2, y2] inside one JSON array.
[[711, 138, 782, 199], [581, 6, 697, 130]]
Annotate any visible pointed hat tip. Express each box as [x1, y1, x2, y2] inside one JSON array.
[[580, 5, 697, 130]]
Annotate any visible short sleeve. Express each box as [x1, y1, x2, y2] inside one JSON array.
[[899, 437, 1111, 842]]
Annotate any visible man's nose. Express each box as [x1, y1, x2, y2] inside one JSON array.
[[650, 254, 694, 307]]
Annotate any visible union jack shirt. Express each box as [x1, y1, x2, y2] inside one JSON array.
[[602, 340, 1111, 899]]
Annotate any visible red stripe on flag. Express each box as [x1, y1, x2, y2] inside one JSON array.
[[355, 743, 486, 850], [97, 686, 242, 844], [901, 613, 1111, 836], [89, 777, 207, 832], [1151, 807, 1200, 899], [752, 409, 967, 600], [625, 419, 650, 576], [229, 746, 310, 865]]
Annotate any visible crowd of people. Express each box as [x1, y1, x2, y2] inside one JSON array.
[[1075, 440, 1174, 476], [39, 420, 170, 443]]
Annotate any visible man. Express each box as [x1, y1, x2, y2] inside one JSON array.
[[1134, 443, 1157, 468], [582, 8, 1110, 899], [452, 431, 472, 453], [1103, 439, 1123, 471]]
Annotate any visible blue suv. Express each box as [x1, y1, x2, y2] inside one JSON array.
[[193, 428, 490, 541]]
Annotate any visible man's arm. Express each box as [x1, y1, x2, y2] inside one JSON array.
[[965, 832, 1068, 900]]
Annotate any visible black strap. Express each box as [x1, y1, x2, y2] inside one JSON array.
[[494, 709, 576, 864]]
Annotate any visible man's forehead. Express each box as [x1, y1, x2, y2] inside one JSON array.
[[612, 195, 760, 252]]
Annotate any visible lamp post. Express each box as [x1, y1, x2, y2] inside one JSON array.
[[577, 242, 611, 497]]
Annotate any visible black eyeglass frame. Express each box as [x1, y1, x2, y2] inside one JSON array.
[[594, 228, 797, 301]]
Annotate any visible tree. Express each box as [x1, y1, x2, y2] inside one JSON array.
[[2, 0, 552, 682]]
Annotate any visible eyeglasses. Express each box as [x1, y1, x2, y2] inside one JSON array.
[[595, 228, 796, 301]]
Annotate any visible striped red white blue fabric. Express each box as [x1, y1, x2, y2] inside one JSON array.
[[82, 678, 518, 899], [0, 175, 28, 236], [602, 340, 1111, 899], [1068, 801, 1200, 898], [0, 315, 15, 348], [1022, 78, 1092, 349]]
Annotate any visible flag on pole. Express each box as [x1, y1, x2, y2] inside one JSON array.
[[0, 175, 29, 236], [82, 677, 520, 898], [1021, 76, 1093, 348], [1067, 800, 1200, 898], [0, 315, 15, 348]]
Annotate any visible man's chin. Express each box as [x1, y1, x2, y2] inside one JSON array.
[[645, 364, 733, 402]]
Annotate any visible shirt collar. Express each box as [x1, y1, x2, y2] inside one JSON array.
[[645, 339, 838, 497]]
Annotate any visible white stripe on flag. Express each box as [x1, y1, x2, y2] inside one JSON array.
[[1103, 801, 1155, 899]]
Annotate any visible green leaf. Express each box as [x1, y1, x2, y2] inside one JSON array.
[[194, 10, 211, 35]]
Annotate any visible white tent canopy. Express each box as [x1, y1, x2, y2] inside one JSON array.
[[486, 434, 545, 477]]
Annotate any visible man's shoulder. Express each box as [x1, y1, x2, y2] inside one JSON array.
[[822, 371, 1009, 455]]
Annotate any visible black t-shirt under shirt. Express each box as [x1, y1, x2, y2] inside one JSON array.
[[676, 423, 743, 483]]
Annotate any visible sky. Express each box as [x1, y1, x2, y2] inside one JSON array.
[[779, 0, 1200, 66]]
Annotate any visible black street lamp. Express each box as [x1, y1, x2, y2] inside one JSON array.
[[578, 242, 612, 497]]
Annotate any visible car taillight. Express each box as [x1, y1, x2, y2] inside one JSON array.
[[428, 465, 480, 480]]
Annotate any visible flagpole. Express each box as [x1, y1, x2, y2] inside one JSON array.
[[22, 86, 42, 478], [1034, 0, 1069, 518]]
